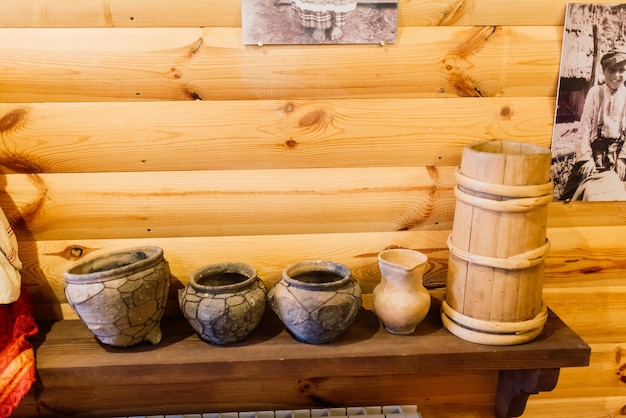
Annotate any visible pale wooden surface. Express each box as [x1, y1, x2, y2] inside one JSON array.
[[0, 0, 610, 27], [0, 98, 555, 173], [0, 167, 456, 241], [0, 26, 562, 101], [2, 0, 625, 416]]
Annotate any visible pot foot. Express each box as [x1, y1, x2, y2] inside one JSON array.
[[144, 326, 162, 345], [384, 326, 416, 335]]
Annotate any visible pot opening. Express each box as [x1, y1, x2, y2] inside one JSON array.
[[87, 251, 149, 274], [292, 270, 344, 284], [197, 271, 249, 287], [379, 249, 427, 271]]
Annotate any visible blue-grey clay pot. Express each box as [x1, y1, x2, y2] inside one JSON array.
[[179, 262, 267, 345], [64, 246, 171, 347], [269, 260, 362, 344]]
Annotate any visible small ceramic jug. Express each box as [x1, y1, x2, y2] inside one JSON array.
[[64, 246, 171, 347], [372, 248, 431, 335], [179, 262, 267, 345], [269, 260, 362, 344]]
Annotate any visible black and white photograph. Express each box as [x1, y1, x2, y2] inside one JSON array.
[[552, 3, 626, 201], [242, 0, 398, 45]]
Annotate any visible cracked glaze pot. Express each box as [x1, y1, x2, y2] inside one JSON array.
[[179, 262, 267, 345], [64, 246, 171, 347], [269, 260, 362, 344]]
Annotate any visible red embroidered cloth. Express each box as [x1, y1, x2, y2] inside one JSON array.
[[0, 285, 37, 418]]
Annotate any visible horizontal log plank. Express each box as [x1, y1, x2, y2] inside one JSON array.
[[523, 396, 626, 418], [2, 170, 626, 242], [544, 288, 626, 344], [0, 167, 456, 241], [0, 97, 555, 173], [0, 26, 562, 101], [531, 343, 626, 398], [0, 0, 612, 28]]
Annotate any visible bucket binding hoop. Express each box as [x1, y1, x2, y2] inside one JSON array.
[[447, 235, 550, 270], [441, 300, 548, 346], [454, 168, 554, 213], [443, 233, 550, 345]]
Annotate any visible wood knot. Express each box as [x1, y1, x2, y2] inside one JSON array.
[[384, 244, 405, 250], [581, 266, 603, 274], [500, 106, 512, 120], [191, 37, 203, 54], [618, 362, 626, 384], [281, 102, 295, 114], [441, 58, 456, 72], [299, 109, 329, 128], [426, 165, 439, 181], [170, 67, 182, 79], [51, 245, 97, 261], [0, 155, 45, 173], [0, 108, 28, 133], [429, 184, 438, 198], [285, 139, 297, 148]]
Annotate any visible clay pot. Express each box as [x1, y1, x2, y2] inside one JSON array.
[[64, 246, 171, 347], [179, 262, 267, 345], [372, 248, 431, 335], [269, 260, 362, 344]]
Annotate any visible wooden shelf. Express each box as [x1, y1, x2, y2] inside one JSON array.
[[20, 298, 590, 418]]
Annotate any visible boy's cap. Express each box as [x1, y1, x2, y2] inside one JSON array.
[[601, 48, 626, 69]]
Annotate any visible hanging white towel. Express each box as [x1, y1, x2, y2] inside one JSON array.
[[0, 207, 21, 304]]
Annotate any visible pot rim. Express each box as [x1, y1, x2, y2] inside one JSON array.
[[189, 262, 258, 293], [64, 246, 164, 284], [378, 248, 428, 272], [282, 259, 352, 290]]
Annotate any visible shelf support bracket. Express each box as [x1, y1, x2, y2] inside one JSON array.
[[495, 368, 560, 418]]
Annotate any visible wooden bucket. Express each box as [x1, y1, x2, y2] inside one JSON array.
[[442, 141, 552, 345]]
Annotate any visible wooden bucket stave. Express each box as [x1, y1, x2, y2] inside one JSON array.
[[443, 141, 552, 345]]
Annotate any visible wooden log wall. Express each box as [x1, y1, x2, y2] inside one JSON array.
[[1, 0, 625, 416]]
